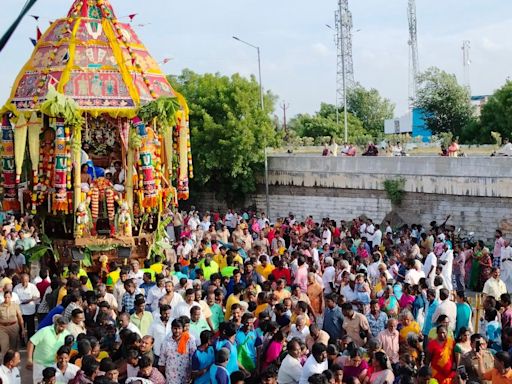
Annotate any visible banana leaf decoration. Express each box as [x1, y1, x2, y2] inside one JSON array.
[[14, 113, 28, 184], [40, 85, 83, 128], [138, 96, 180, 134]]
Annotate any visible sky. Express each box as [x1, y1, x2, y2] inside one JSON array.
[[1, 0, 512, 120]]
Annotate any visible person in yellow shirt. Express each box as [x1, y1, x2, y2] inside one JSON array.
[[213, 246, 228, 270], [256, 256, 274, 281], [254, 291, 270, 317], [225, 283, 244, 321], [105, 261, 121, 289], [149, 255, 164, 275], [273, 279, 291, 302], [290, 300, 311, 326]]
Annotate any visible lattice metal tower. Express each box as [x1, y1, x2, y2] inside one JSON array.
[[335, 0, 355, 105], [408, 0, 420, 105], [335, 0, 355, 142]]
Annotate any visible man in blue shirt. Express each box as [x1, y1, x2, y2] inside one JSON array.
[[323, 293, 344, 344], [422, 288, 439, 348], [367, 299, 388, 337], [209, 348, 231, 384]]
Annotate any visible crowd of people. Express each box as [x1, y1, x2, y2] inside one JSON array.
[[0, 210, 512, 383]]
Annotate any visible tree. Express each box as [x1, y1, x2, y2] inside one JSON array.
[[414, 67, 474, 137], [478, 81, 512, 143], [169, 69, 280, 204], [347, 85, 395, 137], [289, 103, 365, 142]]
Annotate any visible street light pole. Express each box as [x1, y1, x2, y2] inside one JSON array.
[[233, 36, 264, 109]]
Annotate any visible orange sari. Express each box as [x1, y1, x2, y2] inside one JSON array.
[[427, 338, 455, 384]]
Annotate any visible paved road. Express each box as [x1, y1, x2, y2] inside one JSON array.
[[18, 349, 31, 384]]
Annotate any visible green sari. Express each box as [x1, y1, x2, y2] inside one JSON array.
[[469, 250, 482, 291]]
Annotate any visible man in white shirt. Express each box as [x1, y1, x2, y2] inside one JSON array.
[[0, 350, 21, 384], [367, 253, 382, 286], [405, 260, 425, 286], [322, 227, 332, 246], [97, 284, 118, 312], [299, 342, 328, 384], [54, 345, 79, 384], [148, 304, 173, 359], [146, 277, 166, 312], [128, 260, 144, 288], [278, 339, 303, 384], [173, 289, 201, 320], [373, 224, 383, 248], [365, 220, 375, 249], [225, 210, 234, 229], [432, 288, 457, 331], [439, 245, 454, 291], [13, 273, 40, 339], [359, 219, 367, 239], [483, 267, 508, 299], [322, 257, 336, 294], [501, 241, 512, 292], [423, 249, 437, 288], [496, 137, 512, 156], [287, 316, 310, 343], [116, 312, 141, 342]]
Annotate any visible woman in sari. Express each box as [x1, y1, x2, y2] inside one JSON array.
[[479, 248, 493, 291], [378, 286, 399, 318], [399, 310, 421, 346], [0, 290, 24, 352], [426, 325, 455, 384], [469, 241, 483, 291], [368, 351, 395, 384], [398, 284, 415, 311]]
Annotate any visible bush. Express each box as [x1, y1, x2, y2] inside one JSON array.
[[384, 178, 406, 206]]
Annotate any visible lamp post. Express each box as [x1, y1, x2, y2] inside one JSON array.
[[232, 36, 264, 109]]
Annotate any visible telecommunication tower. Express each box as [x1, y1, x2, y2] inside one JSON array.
[[408, 0, 419, 105], [334, 0, 355, 142]]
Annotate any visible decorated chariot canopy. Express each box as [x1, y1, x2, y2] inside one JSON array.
[[0, 0, 192, 240]]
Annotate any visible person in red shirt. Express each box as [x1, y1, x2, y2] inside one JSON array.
[[35, 269, 51, 302], [270, 258, 291, 286]]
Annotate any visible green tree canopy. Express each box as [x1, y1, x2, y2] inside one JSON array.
[[478, 81, 512, 143], [414, 67, 474, 137], [347, 85, 395, 136], [289, 102, 366, 142], [169, 69, 280, 204]]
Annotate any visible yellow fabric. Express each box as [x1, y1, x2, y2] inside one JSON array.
[[101, 19, 140, 107], [57, 287, 67, 305], [56, 19, 81, 95], [150, 263, 164, 274], [400, 321, 421, 341], [28, 112, 42, 173], [14, 114, 28, 181]]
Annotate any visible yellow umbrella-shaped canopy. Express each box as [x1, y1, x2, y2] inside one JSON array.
[[3, 0, 178, 118]]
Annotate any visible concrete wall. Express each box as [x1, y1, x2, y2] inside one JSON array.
[[192, 156, 512, 242], [267, 155, 512, 198]]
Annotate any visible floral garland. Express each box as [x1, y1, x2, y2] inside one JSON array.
[[1, 116, 19, 211]]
